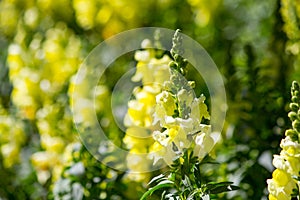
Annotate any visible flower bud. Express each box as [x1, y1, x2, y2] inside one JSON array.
[[292, 81, 300, 90], [141, 39, 152, 49], [291, 96, 298, 103], [173, 54, 179, 61], [188, 81, 195, 88], [181, 59, 188, 68], [180, 68, 186, 75], [292, 120, 300, 132], [288, 111, 298, 121], [169, 61, 178, 70], [285, 129, 295, 137], [289, 103, 298, 111]]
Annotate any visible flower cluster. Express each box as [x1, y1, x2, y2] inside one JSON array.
[[267, 81, 300, 200], [150, 68, 212, 165], [6, 17, 82, 183], [0, 0, 158, 191], [0, 117, 26, 168], [124, 31, 213, 181], [149, 30, 212, 165]]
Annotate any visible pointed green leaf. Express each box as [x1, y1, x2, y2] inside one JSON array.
[[203, 181, 239, 195], [148, 174, 166, 186], [140, 180, 175, 200]]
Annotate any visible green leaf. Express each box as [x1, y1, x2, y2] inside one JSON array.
[[147, 174, 166, 186], [182, 175, 192, 189], [187, 188, 202, 200], [206, 182, 233, 188], [205, 182, 239, 194], [140, 180, 175, 200]]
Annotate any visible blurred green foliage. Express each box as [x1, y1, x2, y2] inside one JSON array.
[[0, 0, 299, 199]]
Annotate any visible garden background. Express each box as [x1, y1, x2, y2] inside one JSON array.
[[0, 0, 299, 199]]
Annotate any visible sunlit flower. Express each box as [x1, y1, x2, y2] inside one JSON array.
[[0, 117, 26, 168], [267, 169, 296, 200], [194, 132, 214, 159], [150, 71, 211, 164]]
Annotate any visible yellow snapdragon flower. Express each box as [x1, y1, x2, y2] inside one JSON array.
[[132, 52, 171, 86], [267, 169, 296, 200], [187, 0, 220, 27], [0, 1, 19, 36], [123, 127, 153, 152], [151, 126, 191, 165], [125, 87, 157, 127], [151, 85, 211, 164], [5, 19, 83, 184], [0, 117, 26, 168], [194, 132, 214, 159], [73, 0, 97, 30]]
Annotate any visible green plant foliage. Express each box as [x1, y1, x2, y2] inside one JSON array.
[[0, 0, 300, 199], [141, 152, 239, 200]]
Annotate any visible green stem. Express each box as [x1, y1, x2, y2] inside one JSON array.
[[179, 194, 185, 200]]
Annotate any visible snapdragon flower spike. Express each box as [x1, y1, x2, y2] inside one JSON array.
[[141, 30, 240, 200], [267, 81, 300, 200], [149, 30, 212, 166]]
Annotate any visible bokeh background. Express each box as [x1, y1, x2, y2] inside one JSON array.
[[0, 0, 299, 199]]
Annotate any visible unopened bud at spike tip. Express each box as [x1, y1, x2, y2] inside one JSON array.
[[292, 81, 300, 91]]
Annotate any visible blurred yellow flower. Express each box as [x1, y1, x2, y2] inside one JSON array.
[[73, 0, 97, 30], [41, 135, 65, 153], [0, 117, 26, 168], [0, 1, 18, 36], [1, 143, 20, 168]]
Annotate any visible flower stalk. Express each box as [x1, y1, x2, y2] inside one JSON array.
[[139, 29, 238, 199], [267, 81, 300, 200]]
